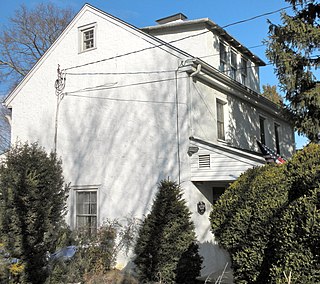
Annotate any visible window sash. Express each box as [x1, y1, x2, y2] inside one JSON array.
[[241, 58, 247, 76], [274, 123, 280, 154], [230, 51, 237, 68], [220, 43, 227, 71], [217, 101, 225, 140], [76, 191, 97, 234], [83, 29, 94, 50], [259, 117, 266, 145]]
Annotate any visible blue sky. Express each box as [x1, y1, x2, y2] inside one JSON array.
[[0, 0, 308, 148]]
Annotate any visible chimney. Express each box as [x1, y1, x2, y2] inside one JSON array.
[[156, 13, 188, 25]]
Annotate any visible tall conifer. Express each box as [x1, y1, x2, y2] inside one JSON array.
[[134, 179, 202, 284], [266, 0, 320, 141], [0, 142, 69, 284]]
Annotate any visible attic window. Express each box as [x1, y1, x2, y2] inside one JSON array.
[[79, 23, 96, 52], [199, 155, 210, 168]]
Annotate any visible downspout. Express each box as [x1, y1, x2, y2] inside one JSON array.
[[190, 64, 202, 78], [189, 63, 201, 138]]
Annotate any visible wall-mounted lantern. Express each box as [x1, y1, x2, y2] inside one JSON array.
[[197, 201, 206, 215], [188, 146, 199, 156]]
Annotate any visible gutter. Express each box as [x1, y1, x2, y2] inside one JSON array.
[[181, 59, 285, 120]]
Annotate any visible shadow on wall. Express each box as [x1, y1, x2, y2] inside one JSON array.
[[227, 95, 294, 157], [25, 47, 188, 226]]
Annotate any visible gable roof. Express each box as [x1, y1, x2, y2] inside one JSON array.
[[3, 3, 194, 107]]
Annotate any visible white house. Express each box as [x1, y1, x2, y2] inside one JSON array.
[[3, 4, 295, 282]]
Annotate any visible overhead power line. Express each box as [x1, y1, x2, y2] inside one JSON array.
[[221, 6, 291, 29], [63, 6, 291, 71]]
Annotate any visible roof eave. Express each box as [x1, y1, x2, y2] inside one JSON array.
[[142, 18, 266, 66]]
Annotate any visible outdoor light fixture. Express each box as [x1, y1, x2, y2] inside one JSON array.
[[197, 201, 206, 215], [188, 146, 199, 156]]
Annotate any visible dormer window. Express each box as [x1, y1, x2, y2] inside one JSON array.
[[79, 23, 96, 52]]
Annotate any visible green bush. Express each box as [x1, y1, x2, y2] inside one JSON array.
[[0, 142, 69, 284], [134, 179, 202, 284], [210, 143, 320, 283]]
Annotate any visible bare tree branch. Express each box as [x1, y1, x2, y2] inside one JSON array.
[[0, 3, 74, 152]]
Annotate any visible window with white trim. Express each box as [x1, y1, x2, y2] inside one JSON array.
[[241, 57, 247, 85], [75, 189, 97, 235], [274, 123, 281, 155], [219, 42, 227, 72], [259, 116, 266, 145], [79, 23, 96, 52], [217, 99, 226, 140], [230, 50, 237, 80]]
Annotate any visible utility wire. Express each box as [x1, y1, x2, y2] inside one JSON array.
[[63, 6, 291, 71], [66, 43, 267, 77], [65, 70, 177, 76], [63, 52, 320, 95], [64, 76, 189, 95], [221, 6, 291, 29]]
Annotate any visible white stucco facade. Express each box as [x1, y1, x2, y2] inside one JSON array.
[[4, 5, 295, 283]]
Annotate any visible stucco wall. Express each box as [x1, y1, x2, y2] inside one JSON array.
[[145, 23, 261, 93], [189, 79, 295, 157]]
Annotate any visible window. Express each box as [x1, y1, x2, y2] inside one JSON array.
[[219, 42, 227, 72], [79, 24, 96, 52], [76, 190, 97, 235], [217, 100, 225, 140], [230, 50, 237, 80], [259, 116, 266, 145], [274, 123, 280, 154], [241, 57, 247, 84]]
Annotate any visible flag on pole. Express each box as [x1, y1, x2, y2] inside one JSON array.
[[256, 140, 286, 164]]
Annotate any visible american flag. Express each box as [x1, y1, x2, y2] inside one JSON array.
[[256, 140, 286, 164]]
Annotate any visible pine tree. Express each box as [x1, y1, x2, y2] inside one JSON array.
[[266, 0, 320, 141], [261, 84, 283, 106], [0, 142, 70, 284], [134, 179, 202, 284]]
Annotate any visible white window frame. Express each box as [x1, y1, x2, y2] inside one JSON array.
[[216, 99, 227, 141], [219, 42, 227, 72], [78, 23, 97, 53], [240, 57, 248, 85], [259, 116, 266, 145], [274, 122, 281, 155], [72, 185, 99, 235], [230, 49, 237, 80]]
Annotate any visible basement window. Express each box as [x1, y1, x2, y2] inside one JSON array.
[[199, 154, 210, 168], [79, 23, 96, 52]]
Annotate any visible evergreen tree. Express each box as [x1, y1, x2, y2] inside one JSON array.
[[266, 0, 320, 141], [134, 179, 202, 284], [210, 144, 320, 283], [261, 84, 283, 106], [0, 142, 70, 284]]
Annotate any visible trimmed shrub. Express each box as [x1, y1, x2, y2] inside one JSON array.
[[210, 144, 320, 283]]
